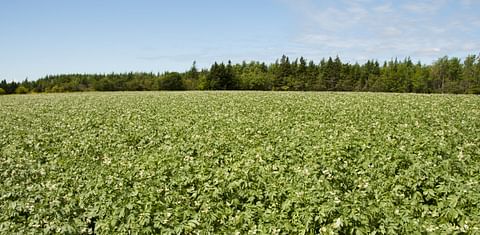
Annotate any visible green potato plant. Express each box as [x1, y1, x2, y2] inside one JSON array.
[[1, 91, 479, 234]]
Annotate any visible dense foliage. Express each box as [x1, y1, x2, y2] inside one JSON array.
[[2, 54, 480, 94], [1, 92, 479, 234]]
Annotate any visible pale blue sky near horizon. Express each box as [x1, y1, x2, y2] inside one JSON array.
[[1, 0, 479, 81]]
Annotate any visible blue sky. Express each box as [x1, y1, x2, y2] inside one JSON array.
[[1, 0, 479, 81]]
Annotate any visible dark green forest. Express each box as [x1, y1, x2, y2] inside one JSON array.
[[1, 55, 480, 95]]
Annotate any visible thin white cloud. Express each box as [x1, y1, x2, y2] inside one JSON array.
[[460, 0, 480, 6], [279, 0, 480, 62], [381, 26, 402, 37], [414, 47, 442, 56], [373, 3, 393, 13], [401, 1, 447, 14]]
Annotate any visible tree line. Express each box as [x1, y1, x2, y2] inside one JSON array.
[[1, 55, 480, 95]]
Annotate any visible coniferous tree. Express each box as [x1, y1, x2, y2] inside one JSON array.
[[2, 54, 479, 94], [273, 55, 292, 90]]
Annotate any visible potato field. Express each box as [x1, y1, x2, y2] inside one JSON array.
[[1, 91, 479, 234]]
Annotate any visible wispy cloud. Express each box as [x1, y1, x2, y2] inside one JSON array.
[[279, 0, 480, 62], [402, 1, 447, 14], [372, 3, 393, 13]]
